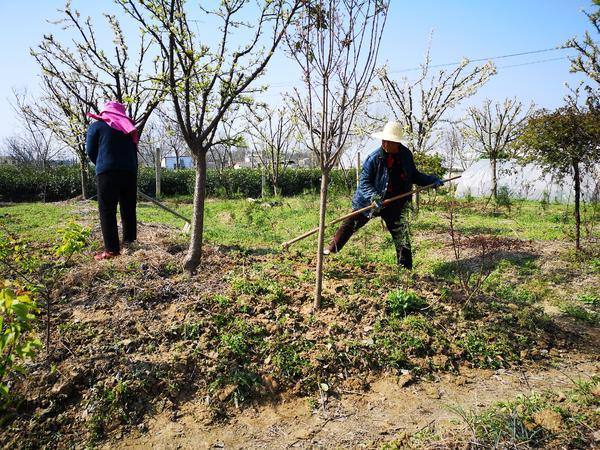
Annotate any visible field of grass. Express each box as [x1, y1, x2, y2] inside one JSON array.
[[0, 193, 598, 449]]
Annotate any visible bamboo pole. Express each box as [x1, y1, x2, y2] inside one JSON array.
[[155, 147, 162, 197], [281, 175, 461, 249], [138, 190, 191, 225]]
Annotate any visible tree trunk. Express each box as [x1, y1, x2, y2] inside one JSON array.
[[314, 171, 330, 310], [183, 151, 207, 274], [79, 157, 89, 199], [573, 160, 581, 251], [491, 156, 498, 199]]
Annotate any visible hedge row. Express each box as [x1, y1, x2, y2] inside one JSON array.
[[0, 152, 445, 202], [0, 165, 359, 202]]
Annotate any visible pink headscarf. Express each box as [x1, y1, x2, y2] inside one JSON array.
[[87, 101, 139, 144]]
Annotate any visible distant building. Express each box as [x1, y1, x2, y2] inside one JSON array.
[[162, 153, 193, 170]]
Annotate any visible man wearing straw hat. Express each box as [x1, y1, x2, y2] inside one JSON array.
[[86, 101, 139, 261], [325, 121, 443, 269]]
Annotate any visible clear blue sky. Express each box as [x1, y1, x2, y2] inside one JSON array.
[[0, 0, 593, 146]]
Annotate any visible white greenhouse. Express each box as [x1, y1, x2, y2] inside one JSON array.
[[454, 159, 600, 203]]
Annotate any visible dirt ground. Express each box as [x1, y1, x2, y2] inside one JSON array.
[[115, 355, 599, 449], [1, 202, 599, 449]]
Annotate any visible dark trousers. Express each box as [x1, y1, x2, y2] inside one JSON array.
[[97, 171, 137, 253], [328, 203, 412, 269]]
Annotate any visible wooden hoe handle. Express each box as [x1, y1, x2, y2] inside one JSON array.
[[281, 175, 461, 249]]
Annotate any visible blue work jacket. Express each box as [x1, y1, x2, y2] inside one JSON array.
[[86, 121, 138, 176], [352, 145, 438, 214]]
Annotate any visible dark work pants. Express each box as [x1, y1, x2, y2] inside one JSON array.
[[97, 171, 137, 253], [328, 203, 413, 269]]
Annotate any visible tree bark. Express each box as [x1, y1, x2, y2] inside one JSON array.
[[573, 160, 581, 251], [314, 171, 330, 310], [183, 151, 207, 274]]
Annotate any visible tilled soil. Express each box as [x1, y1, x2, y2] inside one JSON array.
[[1, 216, 599, 449]]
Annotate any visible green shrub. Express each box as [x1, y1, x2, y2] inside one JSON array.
[[495, 185, 513, 210], [540, 190, 550, 210], [0, 282, 42, 401], [0, 164, 356, 202]]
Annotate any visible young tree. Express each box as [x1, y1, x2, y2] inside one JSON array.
[[247, 104, 297, 196], [30, 1, 165, 138], [119, 0, 303, 274], [519, 98, 600, 250], [378, 40, 496, 210], [379, 43, 496, 157], [442, 123, 477, 171], [10, 91, 63, 169], [287, 0, 388, 309], [565, 0, 600, 85], [464, 98, 534, 199], [14, 77, 97, 198]]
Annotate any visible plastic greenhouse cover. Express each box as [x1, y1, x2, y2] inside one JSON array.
[[454, 159, 600, 203]]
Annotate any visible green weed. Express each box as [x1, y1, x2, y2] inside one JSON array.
[[559, 304, 598, 325], [457, 329, 515, 369], [386, 290, 427, 317], [576, 293, 599, 308]]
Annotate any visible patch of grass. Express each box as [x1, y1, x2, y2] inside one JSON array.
[[372, 314, 449, 368], [489, 283, 537, 305], [174, 320, 206, 340], [576, 293, 599, 308], [213, 293, 231, 307], [449, 376, 600, 448], [559, 304, 598, 325], [270, 339, 312, 381], [457, 329, 516, 369], [230, 274, 286, 304], [218, 318, 265, 357]]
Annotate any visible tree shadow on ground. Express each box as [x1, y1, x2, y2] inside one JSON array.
[[432, 250, 540, 280], [214, 244, 277, 256]]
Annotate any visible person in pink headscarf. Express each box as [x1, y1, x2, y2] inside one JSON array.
[[86, 101, 139, 261]]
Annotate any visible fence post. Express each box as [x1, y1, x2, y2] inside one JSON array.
[[155, 147, 162, 197], [356, 152, 361, 189]]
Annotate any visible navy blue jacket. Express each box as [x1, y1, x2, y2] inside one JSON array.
[[86, 121, 138, 175], [352, 145, 438, 214]]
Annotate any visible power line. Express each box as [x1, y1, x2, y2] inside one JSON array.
[[266, 46, 577, 89], [497, 56, 569, 69], [388, 46, 569, 73]]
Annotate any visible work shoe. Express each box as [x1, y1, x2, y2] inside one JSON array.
[[94, 250, 119, 261]]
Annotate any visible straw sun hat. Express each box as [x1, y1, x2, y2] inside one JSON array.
[[371, 121, 406, 144]]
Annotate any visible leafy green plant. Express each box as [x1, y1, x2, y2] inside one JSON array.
[[386, 290, 426, 317], [540, 190, 550, 211], [0, 221, 90, 349], [457, 330, 514, 369], [576, 293, 599, 307], [560, 304, 598, 324], [0, 282, 42, 401], [494, 185, 513, 211], [55, 221, 90, 259]]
